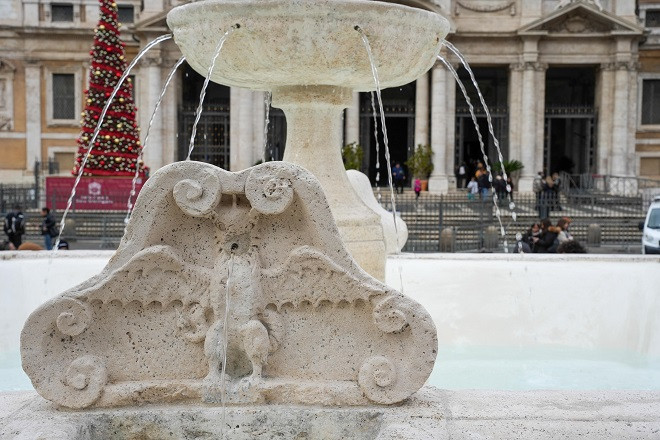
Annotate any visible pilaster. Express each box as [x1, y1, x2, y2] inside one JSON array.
[[25, 62, 41, 170], [428, 63, 448, 193]]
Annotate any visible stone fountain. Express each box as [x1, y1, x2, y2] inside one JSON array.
[[16, 1, 450, 438], [167, 0, 448, 279]]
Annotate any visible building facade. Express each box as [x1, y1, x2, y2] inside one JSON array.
[[1, 0, 659, 192]]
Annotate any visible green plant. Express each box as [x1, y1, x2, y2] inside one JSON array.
[[342, 142, 364, 171], [492, 159, 524, 175], [406, 144, 434, 179]]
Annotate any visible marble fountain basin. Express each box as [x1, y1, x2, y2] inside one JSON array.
[[166, 0, 449, 91]]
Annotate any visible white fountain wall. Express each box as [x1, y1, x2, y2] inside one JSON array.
[[2, 251, 660, 362]]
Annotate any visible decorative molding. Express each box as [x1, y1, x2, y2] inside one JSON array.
[[0, 59, 15, 131], [21, 161, 438, 409], [455, 0, 515, 16], [556, 0, 603, 12], [511, 62, 547, 72]]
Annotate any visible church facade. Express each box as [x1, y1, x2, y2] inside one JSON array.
[[1, 0, 659, 192]]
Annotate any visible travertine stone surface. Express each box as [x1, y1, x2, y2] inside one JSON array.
[[347, 170, 408, 254], [166, 0, 450, 279], [3, 388, 660, 439], [20, 161, 437, 409]]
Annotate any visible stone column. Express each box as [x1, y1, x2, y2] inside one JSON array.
[[414, 71, 429, 148], [611, 62, 632, 176], [229, 87, 255, 171], [141, 58, 163, 170], [428, 63, 448, 193], [517, 62, 542, 192], [25, 62, 41, 170], [508, 64, 524, 165], [344, 91, 360, 145], [596, 63, 615, 175]]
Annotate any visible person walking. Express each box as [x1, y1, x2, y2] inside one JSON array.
[[3, 205, 25, 249], [40, 207, 58, 250], [414, 178, 422, 200], [392, 162, 406, 194]]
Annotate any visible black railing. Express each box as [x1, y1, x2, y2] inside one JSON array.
[[381, 192, 646, 253]]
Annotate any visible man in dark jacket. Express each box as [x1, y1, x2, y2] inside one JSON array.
[[41, 207, 58, 250], [3, 205, 25, 249]]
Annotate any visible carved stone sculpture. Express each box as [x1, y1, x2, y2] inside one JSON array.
[[21, 161, 437, 409]]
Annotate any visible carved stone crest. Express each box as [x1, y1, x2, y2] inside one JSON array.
[[21, 161, 437, 409]]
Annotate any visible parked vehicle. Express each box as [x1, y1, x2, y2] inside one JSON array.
[[640, 196, 660, 254]]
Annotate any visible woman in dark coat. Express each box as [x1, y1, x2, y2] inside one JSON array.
[[533, 218, 561, 253]]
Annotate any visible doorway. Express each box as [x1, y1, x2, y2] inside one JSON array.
[[359, 82, 416, 186], [543, 67, 596, 175]]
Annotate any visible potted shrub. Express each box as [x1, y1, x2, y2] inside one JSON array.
[[492, 159, 524, 190], [406, 144, 434, 191], [341, 142, 364, 171]]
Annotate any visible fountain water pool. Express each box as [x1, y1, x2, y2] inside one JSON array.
[[2, 251, 659, 392]]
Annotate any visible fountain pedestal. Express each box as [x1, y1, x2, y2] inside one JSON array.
[[166, 0, 449, 279], [274, 85, 385, 277]]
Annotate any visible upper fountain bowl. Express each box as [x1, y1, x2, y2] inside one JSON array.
[[167, 0, 449, 92]]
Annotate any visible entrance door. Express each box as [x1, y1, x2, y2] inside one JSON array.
[[359, 82, 416, 186], [543, 115, 595, 175], [454, 67, 509, 186], [544, 67, 597, 176]]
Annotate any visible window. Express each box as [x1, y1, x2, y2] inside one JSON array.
[[642, 79, 660, 125], [51, 3, 74, 22], [52, 74, 76, 120], [117, 5, 134, 23], [646, 10, 660, 28]]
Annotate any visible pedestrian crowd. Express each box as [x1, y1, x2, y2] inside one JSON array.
[[515, 216, 586, 253], [2, 205, 68, 251], [464, 161, 514, 201]]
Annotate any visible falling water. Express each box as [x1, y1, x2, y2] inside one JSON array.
[[186, 25, 239, 160], [125, 56, 186, 225], [369, 91, 382, 202], [438, 56, 509, 252], [220, 250, 235, 439], [356, 26, 400, 248], [442, 42, 517, 216], [53, 33, 173, 251], [263, 92, 272, 163]]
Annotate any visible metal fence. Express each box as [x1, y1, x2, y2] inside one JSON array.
[[381, 192, 647, 253]]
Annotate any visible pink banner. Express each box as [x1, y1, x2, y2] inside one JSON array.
[[46, 176, 145, 211]]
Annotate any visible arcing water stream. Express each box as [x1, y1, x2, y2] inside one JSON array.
[[53, 33, 173, 251], [125, 55, 186, 224], [186, 25, 238, 160]]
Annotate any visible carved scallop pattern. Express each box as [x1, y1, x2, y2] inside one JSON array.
[[173, 169, 222, 217], [245, 165, 294, 215]]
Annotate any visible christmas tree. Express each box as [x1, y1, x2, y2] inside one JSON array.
[[73, 0, 145, 177]]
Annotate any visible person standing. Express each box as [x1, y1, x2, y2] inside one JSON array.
[[392, 162, 406, 194], [477, 168, 490, 200], [457, 162, 467, 188], [3, 205, 25, 249], [467, 177, 479, 200], [414, 178, 422, 200], [40, 207, 58, 250]]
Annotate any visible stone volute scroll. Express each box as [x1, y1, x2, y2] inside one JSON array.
[[21, 161, 437, 409]]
